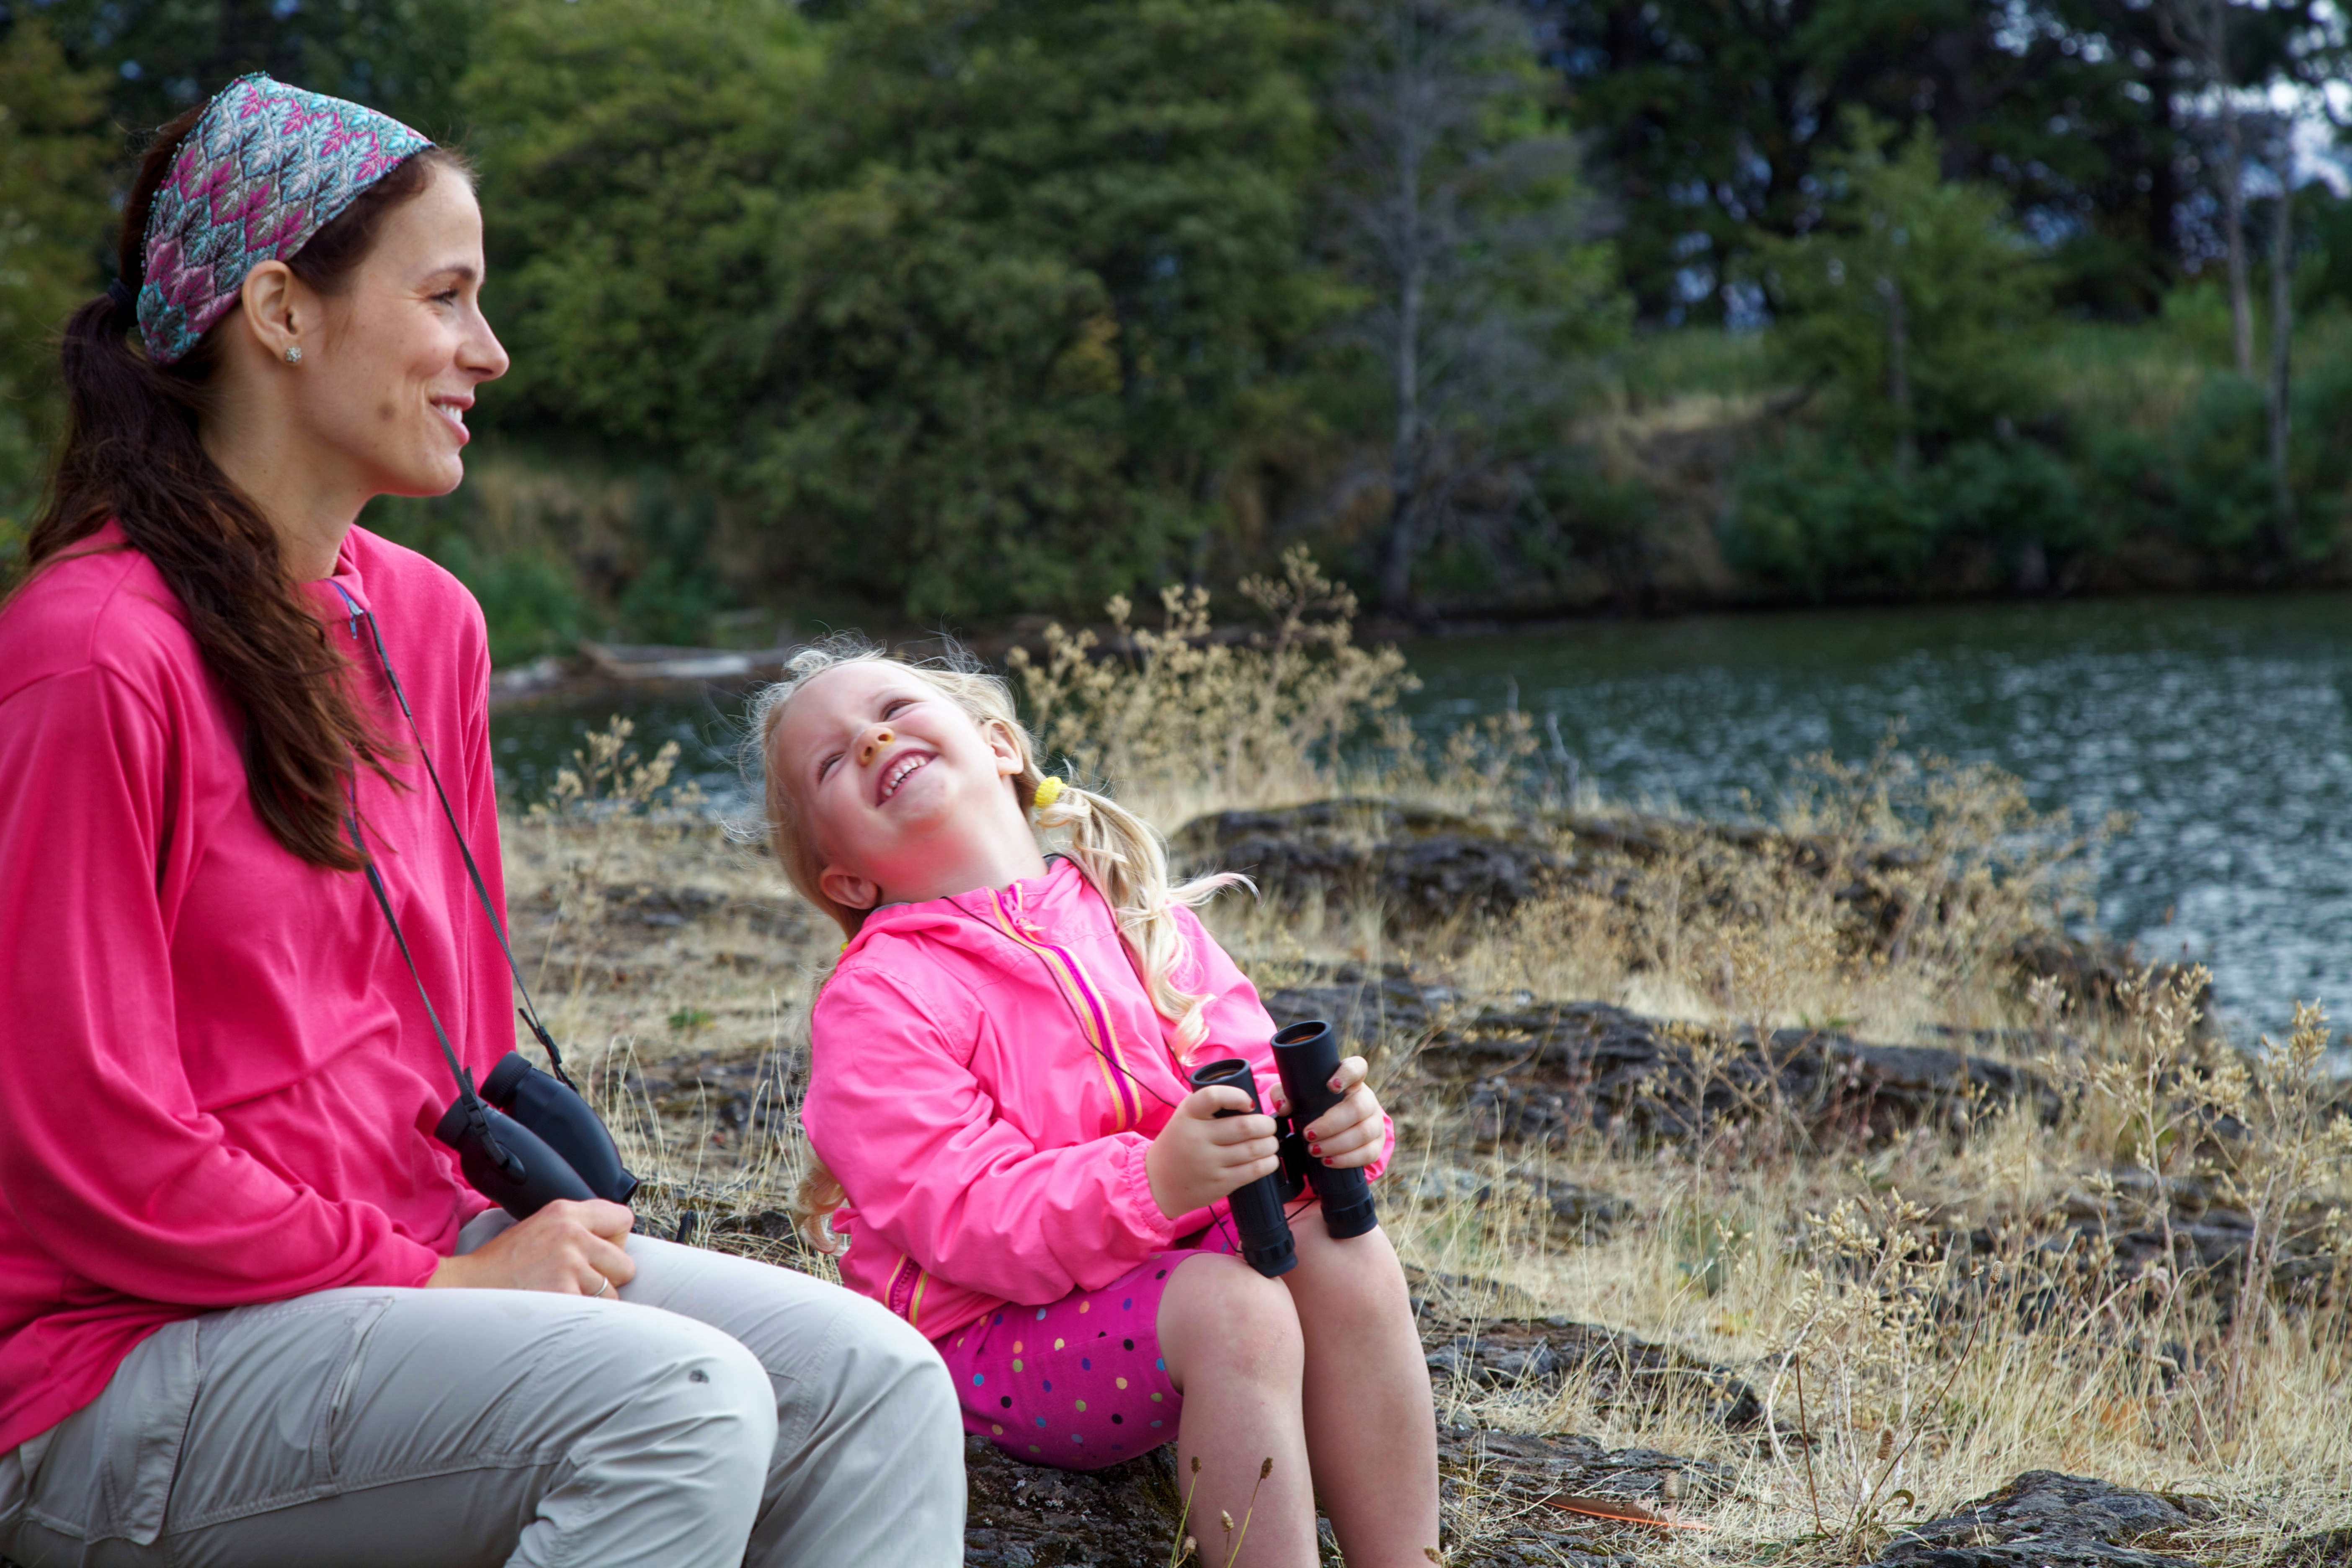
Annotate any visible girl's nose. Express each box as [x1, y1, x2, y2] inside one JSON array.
[[856, 725, 895, 767]]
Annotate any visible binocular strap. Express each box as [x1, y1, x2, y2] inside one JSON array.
[[327, 585, 578, 1090]]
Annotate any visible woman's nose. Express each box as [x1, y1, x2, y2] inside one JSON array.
[[856, 725, 895, 767]]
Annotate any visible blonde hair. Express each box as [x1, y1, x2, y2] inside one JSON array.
[[747, 634, 1247, 1248]]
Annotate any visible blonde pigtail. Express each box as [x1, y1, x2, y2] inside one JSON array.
[[1032, 775, 1251, 1058], [790, 1162, 851, 1256]]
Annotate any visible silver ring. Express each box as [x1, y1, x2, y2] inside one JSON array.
[[593, 1275, 614, 1299]]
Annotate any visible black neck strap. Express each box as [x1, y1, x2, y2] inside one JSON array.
[[329, 583, 577, 1091], [343, 802, 521, 1177]]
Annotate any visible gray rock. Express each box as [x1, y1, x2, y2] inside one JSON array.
[[1262, 971, 2054, 1149], [1865, 1470, 2215, 1568], [1412, 1297, 1765, 1431]]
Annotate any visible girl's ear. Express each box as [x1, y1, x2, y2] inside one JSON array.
[[984, 719, 1025, 780], [819, 864, 882, 913]]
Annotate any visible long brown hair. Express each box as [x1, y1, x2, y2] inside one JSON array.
[[25, 106, 472, 871]]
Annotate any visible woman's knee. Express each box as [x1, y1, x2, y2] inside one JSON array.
[[1161, 1253, 1303, 1389], [577, 1308, 779, 1471], [824, 1292, 958, 1428]]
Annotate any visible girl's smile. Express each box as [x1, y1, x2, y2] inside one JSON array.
[[876, 746, 935, 805]]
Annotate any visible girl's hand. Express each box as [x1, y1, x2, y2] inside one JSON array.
[[1271, 1055, 1385, 1170], [1145, 1086, 1280, 1220], [426, 1199, 637, 1295]]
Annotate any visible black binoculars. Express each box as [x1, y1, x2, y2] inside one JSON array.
[[1188, 1020, 1380, 1278], [435, 1052, 640, 1219]]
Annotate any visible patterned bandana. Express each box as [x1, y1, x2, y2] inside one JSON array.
[[136, 73, 433, 366]]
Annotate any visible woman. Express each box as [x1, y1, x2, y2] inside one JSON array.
[[0, 76, 963, 1568]]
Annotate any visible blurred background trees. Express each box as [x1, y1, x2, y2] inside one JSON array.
[[2, 0, 2349, 639]]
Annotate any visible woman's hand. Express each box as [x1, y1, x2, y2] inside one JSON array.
[[1145, 1086, 1280, 1220], [426, 1199, 637, 1295], [1270, 1055, 1385, 1170]]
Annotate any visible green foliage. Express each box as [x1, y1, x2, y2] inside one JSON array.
[[364, 489, 598, 666], [36, 0, 481, 139], [1752, 114, 2053, 460], [1549, 0, 2195, 322], [2082, 362, 2352, 560], [1724, 431, 2089, 601], [459, 0, 818, 448], [744, 0, 1331, 619], [0, 18, 113, 534]]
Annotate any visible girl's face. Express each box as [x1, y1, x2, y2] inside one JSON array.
[[773, 662, 1026, 913]]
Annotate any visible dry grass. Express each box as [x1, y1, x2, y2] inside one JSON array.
[[498, 585, 2349, 1566]]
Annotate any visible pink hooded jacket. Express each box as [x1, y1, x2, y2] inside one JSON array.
[[804, 857, 1393, 1344]]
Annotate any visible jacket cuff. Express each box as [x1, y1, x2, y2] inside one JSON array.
[[1114, 1137, 1192, 1250], [384, 1235, 449, 1290]]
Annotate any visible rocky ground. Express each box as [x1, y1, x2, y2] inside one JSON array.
[[524, 799, 2344, 1565]]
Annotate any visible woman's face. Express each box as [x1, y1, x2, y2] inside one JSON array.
[[295, 166, 508, 499]]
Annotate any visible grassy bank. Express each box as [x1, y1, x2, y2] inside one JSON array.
[[498, 571, 2349, 1563]]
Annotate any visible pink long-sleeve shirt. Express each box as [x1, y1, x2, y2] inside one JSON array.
[[0, 524, 508, 1454], [805, 857, 1393, 1344]]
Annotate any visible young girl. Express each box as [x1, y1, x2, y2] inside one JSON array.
[[753, 640, 1441, 1567]]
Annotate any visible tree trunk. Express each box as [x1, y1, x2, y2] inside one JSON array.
[[1378, 262, 1424, 614], [2210, 0, 2254, 376], [2268, 183, 2294, 547], [1378, 114, 1429, 617]]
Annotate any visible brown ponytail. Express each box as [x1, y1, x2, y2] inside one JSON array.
[[21, 108, 470, 872]]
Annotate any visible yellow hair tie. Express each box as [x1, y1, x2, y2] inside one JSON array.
[[1032, 776, 1066, 811]]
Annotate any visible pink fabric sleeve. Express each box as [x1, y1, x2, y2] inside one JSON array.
[[1174, 907, 1396, 1181], [807, 962, 1208, 1305], [0, 668, 443, 1303]]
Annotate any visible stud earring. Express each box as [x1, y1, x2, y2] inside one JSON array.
[[283, 345, 303, 365]]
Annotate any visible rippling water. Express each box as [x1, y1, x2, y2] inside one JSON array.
[[1398, 595, 2352, 1029], [491, 593, 2352, 1029]]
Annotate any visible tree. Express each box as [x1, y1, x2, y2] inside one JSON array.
[[33, 0, 481, 140], [1752, 112, 2051, 464], [739, 0, 1331, 619], [458, 0, 819, 450], [1323, 0, 1620, 614], [1541, 0, 2182, 321], [0, 17, 113, 532]]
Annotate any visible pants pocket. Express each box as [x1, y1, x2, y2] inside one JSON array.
[[20, 1316, 201, 1548], [162, 1292, 395, 1533]]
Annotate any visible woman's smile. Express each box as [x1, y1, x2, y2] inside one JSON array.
[[429, 394, 472, 446]]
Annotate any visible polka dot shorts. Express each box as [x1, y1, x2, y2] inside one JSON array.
[[936, 1238, 1232, 1472]]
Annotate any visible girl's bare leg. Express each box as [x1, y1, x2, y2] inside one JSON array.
[[1281, 1210, 1441, 1566], [1158, 1252, 1319, 1568]]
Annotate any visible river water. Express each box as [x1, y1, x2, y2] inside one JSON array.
[[491, 593, 2352, 1029]]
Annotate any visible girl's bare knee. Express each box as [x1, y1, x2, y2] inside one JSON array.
[[1287, 1211, 1412, 1317], [1162, 1253, 1303, 1386]]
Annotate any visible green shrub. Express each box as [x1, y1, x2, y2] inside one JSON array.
[[1721, 436, 1937, 598]]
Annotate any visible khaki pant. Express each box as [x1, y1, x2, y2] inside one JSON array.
[[0, 1216, 963, 1567]]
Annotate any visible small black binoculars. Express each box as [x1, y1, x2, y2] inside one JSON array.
[[435, 1052, 640, 1218], [1187, 1020, 1380, 1278]]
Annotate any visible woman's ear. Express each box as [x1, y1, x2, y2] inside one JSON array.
[[236, 259, 308, 363], [819, 864, 882, 913]]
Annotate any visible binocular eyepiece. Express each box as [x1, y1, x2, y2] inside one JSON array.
[[1187, 1019, 1380, 1279], [434, 1052, 640, 1219]]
